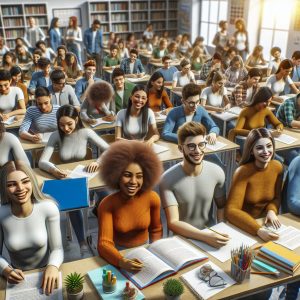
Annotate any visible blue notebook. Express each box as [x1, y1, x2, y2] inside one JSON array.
[[42, 177, 89, 211], [87, 265, 145, 300]]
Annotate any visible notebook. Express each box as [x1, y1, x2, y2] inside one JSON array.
[[42, 177, 89, 211], [67, 164, 98, 181], [121, 236, 208, 289], [89, 118, 114, 128], [87, 265, 145, 300], [3, 116, 16, 125], [152, 143, 169, 154]]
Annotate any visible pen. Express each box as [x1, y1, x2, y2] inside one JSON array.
[[8, 264, 25, 280], [205, 226, 230, 238], [128, 259, 144, 267], [251, 271, 278, 276]]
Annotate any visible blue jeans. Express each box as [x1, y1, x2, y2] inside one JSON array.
[[68, 210, 85, 244], [286, 281, 300, 300]]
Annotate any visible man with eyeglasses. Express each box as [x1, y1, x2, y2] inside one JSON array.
[[162, 83, 219, 144], [157, 55, 178, 82], [159, 121, 229, 248], [48, 69, 80, 108], [120, 49, 145, 78]]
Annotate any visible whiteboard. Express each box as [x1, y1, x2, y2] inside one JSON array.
[[52, 8, 82, 27]]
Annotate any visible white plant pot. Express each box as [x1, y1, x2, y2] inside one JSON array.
[[165, 295, 181, 300], [67, 289, 84, 300]]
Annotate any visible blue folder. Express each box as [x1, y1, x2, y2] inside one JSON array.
[[42, 177, 89, 211]]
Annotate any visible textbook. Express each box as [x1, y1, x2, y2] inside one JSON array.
[[87, 265, 145, 299], [122, 236, 208, 289], [42, 177, 89, 211], [256, 242, 300, 274], [252, 259, 280, 277]]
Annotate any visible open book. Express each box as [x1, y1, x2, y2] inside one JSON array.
[[90, 118, 114, 128], [122, 236, 208, 289], [3, 116, 16, 125]]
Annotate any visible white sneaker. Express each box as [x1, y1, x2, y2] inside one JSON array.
[[80, 245, 91, 259]]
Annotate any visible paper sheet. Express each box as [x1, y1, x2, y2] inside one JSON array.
[[67, 164, 98, 180], [214, 112, 238, 121], [206, 141, 227, 151], [89, 118, 114, 128], [41, 132, 52, 144], [152, 143, 169, 154], [265, 224, 300, 250], [227, 106, 242, 115], [155, 113, 167, 121], [6, 271, 62, 300], [274, 134, 297, 145], [181, 261, 236, 300], [190, 222, 257, 262], [3, 116, 16, 125]]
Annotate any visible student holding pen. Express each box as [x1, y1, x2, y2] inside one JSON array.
[[0, 160, 63, 295], [97, 140, 163, 271]]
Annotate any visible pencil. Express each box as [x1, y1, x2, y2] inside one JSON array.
[[205, 226, 229, 238], [251, 271, 278, 275], [128, 259, 144, 267]]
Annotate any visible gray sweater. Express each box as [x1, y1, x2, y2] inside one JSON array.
[[39, 128, 109, 172]]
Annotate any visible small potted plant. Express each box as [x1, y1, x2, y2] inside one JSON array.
[[163, 278, 184, 300], [64, 272, 85, 300]]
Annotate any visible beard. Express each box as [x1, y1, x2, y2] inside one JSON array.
[[182, 148, 204, 165]]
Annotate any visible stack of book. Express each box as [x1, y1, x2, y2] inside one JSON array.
[[255, 242, 300, 275]]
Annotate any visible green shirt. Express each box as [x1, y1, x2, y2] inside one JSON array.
[[103, 55, 120, 67], [112, 81, 135, 113]]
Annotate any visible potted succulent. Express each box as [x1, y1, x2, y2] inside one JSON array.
[[64, 272, 85, 300], [163, 278, 184, 300]]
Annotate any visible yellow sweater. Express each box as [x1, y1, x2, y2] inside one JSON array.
[[225, 160, 283, 235]]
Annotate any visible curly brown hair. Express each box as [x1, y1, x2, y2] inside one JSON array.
[[86, 81, 114, 104], [100, 140, 162, 192]]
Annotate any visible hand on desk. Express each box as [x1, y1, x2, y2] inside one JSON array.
[[119, 258, 143, 272], [202, 231, 230, 248], [206, 133, 217, 145], [85, 118, 98, 125], [264, 210, 281, 229], [3, 266, 25, 284], [31, 133, 42, 143], [257, 227, 279, 242], [51, 168, 68, 179], [85, 161, 99, 173], [41, 265, 59, 295], [102, 115, 116, 122], [0, 113, 9, 121], [270, 128, 282, 138]]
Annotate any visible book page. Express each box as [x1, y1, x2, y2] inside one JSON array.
[[190, 222, 257, 262], [6, 271, 62, 300], [213, 112, 237, 121], [3, 116, 16, 125], [67, 164, 98, 181], [148, 237, 207, 271], [228, 106, 242, 115], [206, 141, 227, 151], [274, 134, 297, 144], [152, 143, 169, 154], [90, 118, 114, 128], [124, 247, 174, 288]]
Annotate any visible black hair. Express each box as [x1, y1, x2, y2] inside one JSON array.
[[112, 67, 125, 80], [56, 104, 83, 141], [0, 70, 12, 81], [248, 86, 273, 107], [0, 115, 5, 141], [37, 57, 51, 68], [292, 51, 300, 60], [92, 19, 101, 26], [36, 40, 46, 48], [35, 86, 50, 98], [50, 69, 66, 82], [270, 46, 281, 56], [147, 71, 164, 99], [130, 48, 138, 56], [247, 67, 262, 79], [10, 66, 22, 77]]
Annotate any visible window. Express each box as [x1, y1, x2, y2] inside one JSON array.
[[199, 0, 228, 46], [259, 0, 295, 58]]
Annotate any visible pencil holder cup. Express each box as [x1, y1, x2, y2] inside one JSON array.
[[102, 280, 117, 294], [230, 262, 251, 283]]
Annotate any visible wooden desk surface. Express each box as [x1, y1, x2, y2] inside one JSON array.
[[149, 60, 180, 68], [1, 214, 299, 300], [275, 128, 300, 151], [32, 138, 238, 190], [126, 74, 151, 84], [4, 117, 24, 130]]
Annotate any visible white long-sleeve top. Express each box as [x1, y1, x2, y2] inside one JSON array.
[[0, 132, 30, 167], [0, 201, 63, 273], [38, 128, 109, 172], [65, 28, 82, 47]]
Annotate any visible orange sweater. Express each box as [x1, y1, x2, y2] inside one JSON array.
[[97, 190, 163, 266], [148, 89, 173, 112], [228, 107, 283, 141], [225, 160, 283, 235]]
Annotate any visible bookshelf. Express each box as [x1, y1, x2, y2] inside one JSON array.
[[87, 0, 178, 41], [0, 3, 48, 49]]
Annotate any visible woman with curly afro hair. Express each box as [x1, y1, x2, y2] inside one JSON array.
[[97, 140, 163, 271]]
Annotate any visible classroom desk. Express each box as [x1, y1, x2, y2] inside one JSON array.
[[126, 74, 151, 85], [148, 59, 180, 74], [32, 137, 239, 192], [271, 94, 296, 106], [4, 117, 24, 131], [275, 128, 300, 152], [1, 214, 299, 300]]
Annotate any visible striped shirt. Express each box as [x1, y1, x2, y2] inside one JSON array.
[[19, 105, 59, 134]]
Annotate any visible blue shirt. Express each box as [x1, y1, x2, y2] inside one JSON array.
[[157, 66, 178, 82], [120, 58, 144, 74], [83, 28, 103, 54], [28, 71, 51, 93], [162, 105, 220, 143]]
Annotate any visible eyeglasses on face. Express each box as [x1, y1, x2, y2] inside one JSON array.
[[198, 264, 227, 287], [186, 100, 200, 108], [183, 142, 207, 151]]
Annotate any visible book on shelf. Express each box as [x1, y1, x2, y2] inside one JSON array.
[[256, 241, 300, 275], [90, 3, 108, 11], [1, 6, 22, 16], [25, 5, 46, 15], [122, 236, 208, 289]]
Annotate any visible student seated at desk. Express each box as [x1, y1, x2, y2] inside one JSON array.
[[15, 45, 32, 65], [48, 69, 80, 108], [103, 44, 121, 70], [0, 116, 29, 166], [138, 36, 153, 53], [117, 39, 129, 60], [2, 51, 17, 72], [126, 33, 138, 50], [284, 51, 300, 94], [120, 48, 145, 78], [147, 72, 173, 113], [244, 45, 266, 71], [97, 140, 163, 271], [172, 59, 196, 90], [160, 121, 229, 248], [199, 52, 222, 81], [0, 160, 63, 295], [0, 70, 26, 122], [178, 33, 192, 56], [75, 60, 101, 103], [28, 57, 52, 95], [266, 59, 300, 102], [64, 52, 82, 83], [26, 49, 42, 79], [222, 46, 237, 70], [36, 40, 56, 61], [224, 55, 248, 88], [190, 46, 206, 72], [80, 81, 115, 125], [226, 128, 283, 241], [267, 46, 282, 76], [151, 38, 168, 62], [53, 45, 67, 70], [116, 85, 159, 145], [157, 55, 178, 82], [39, 105, 109, 258], [110, 68, 135, 113], [167, 41, 183, 61], [200, 70, 230, 112], [228, 87, 283, 142], [231, 67, 261, 108], [162, 83, 219, 144], [10, 66, 29, 106], [19, 87, 59, 143]]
